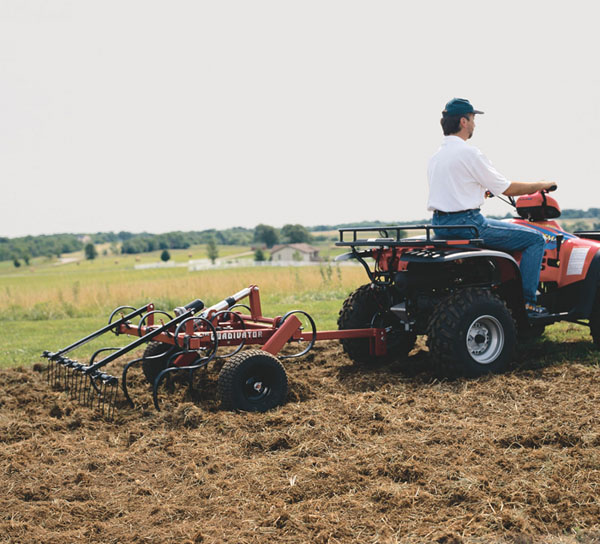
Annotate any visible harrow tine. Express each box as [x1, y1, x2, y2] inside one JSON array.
[[68, 364, 79, 398], [121, 356, 144, 407], [79, 373, 91, 406], [51, 362, 59, 388], [46, 359, 54, 386], [105, 377, 119, 419], [51, 361, 63, 389], [74, 367, 88, 401], [86, 372, 119, 418], [152, 366, 181, 411]]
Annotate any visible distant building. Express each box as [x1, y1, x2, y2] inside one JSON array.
[[270, 243, 320, 262]]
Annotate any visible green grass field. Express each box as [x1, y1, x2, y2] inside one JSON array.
[[1, 241, 597, 370], [0, 243, 365, 368]]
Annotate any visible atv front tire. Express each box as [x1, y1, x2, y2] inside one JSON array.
[[337, 284, 416, 365], [427, 288, 516, 376]]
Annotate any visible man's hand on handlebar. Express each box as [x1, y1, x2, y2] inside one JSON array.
[[503, 180, 558, 197]]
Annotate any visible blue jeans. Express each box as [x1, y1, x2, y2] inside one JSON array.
[[432, 210, 545, 304]]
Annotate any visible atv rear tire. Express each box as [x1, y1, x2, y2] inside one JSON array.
[[337, 284, 416, 365], [427, 288, 516, 377], [218, 349, 288, 412], [142, 342, 178, 385]]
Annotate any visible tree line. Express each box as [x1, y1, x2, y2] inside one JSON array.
[[1, 223, 315, 263], [7, 207, 600, 264]]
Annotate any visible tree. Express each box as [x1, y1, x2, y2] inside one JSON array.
[[160, 249, 171, 262], [254, 224, 279, 248], [281, 224, 310, 243], [13, 257, 21, 268], [84, 243, 98, 260], [206, 237, 219, 264], [254, 248, 266, 262]]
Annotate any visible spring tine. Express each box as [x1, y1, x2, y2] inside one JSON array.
[[50, 361, 57, 388], [54, 363, 62, 389], [74, 370, 84, 400], [106, 382, 116, 420], [85, 376, 95, 408], [72, 365, 83, 397], [121, 357, 144, 407], [97, 381, 105, 415], [107, 378, 118, 419], [97, 378, 105, 413], [78, 373, 89, 404], [52, 362, 59, 388], [85, 376, 94, 408], [62, 361, 70, 391], [101, 381, 109, 416], [93, 378, 101, 411], [68, 366, 77, 397]]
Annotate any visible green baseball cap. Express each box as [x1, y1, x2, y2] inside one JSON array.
[[443, 98, 484, 116]]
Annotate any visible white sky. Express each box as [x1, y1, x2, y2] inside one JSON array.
[[1, 0, 599, 238]]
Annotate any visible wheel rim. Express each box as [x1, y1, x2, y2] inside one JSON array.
[[465, 315, 504, 364], [244, 375, 272, 402]]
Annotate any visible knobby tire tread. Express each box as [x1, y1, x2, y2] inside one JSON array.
[[337, 284, 415, 365], [218, 349, 287, 412], [426, 287, 516, 375]]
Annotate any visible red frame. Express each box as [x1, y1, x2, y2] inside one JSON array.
[[117, 285, 387, 362]]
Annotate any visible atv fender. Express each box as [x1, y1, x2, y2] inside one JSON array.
[[570, 252, 600, 318], [401, 249, 527, 322], [447, 250, 526, 321]]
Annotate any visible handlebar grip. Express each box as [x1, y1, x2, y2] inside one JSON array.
[[184, 299, 205, 313], [546, 184, 557, 192]]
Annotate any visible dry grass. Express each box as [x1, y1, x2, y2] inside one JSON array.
[[1, 263, 366, 322]]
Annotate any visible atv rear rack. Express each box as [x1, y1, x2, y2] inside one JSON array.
[[336, 225, 484, 285], [336, 224, 483, 247]]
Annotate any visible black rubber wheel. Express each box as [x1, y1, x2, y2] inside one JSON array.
[[142, 342, 177, 385], [426, 288, 516, 377], [217, 349, 288, 412], [590, 289, 600, 348], [337, 284, 416, 364]]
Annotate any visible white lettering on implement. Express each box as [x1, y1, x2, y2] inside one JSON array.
[[567, 247, 590, 276], [215, 330, 264, 340]]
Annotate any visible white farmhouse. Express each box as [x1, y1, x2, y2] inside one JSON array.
[[270, 243, 320, 262]]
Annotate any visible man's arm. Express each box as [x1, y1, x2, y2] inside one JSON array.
[[503, 181, 557, 196]]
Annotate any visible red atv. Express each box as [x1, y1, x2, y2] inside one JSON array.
[[336, 189, 600, 376]]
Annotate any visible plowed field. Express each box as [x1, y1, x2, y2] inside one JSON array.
[[2, 339, 600, 543]]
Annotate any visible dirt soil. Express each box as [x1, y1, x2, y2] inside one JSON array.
[[2, 339, 600, 544]]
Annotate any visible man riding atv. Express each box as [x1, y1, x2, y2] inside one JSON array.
[[427, 98, 557, 317]]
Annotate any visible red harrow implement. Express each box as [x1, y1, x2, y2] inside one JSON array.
[[42, 286, 386, 417]]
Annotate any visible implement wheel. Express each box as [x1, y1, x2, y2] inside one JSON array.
[[426, 288, 516, 376], [337, 284, 416, 364], [217, 350, 288, 412]]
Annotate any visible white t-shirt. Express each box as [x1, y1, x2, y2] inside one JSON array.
[[427, 135, 511, 212]]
